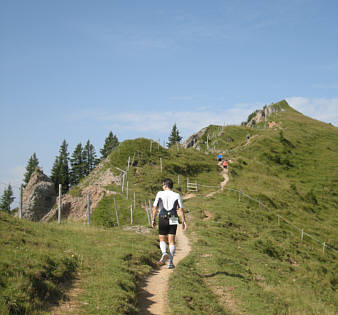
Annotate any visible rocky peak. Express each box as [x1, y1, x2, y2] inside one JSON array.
[[182, 127, 208, 149], [246, 102, 287, 127], [19, 168, 56, 221]]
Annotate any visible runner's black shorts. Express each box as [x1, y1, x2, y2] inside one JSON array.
[[158, 217, 177, 235]]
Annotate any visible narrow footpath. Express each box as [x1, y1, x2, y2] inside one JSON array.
[[138, 162, 229, 314], [138, 225, 191, 314], [206, 162, 229, 197]]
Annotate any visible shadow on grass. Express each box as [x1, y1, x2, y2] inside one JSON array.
[[136, 268, 162, 315], [203, 271, 244, 279]]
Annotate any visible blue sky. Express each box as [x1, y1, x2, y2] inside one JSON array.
[[1, 0, 338, 201]]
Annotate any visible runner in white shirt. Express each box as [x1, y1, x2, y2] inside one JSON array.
[[152, 178, 187, 269]]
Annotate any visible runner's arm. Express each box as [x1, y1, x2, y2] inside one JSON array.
[[177, 207, 187, 230], [152, 206, 158, 228]]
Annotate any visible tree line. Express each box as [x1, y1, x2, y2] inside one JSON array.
[[48, 131, 119, 194], [1, 123, 183, 212]]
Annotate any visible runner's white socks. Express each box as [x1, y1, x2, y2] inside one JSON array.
[[169, 244, 175, 262], [160, 241, 167, 254]]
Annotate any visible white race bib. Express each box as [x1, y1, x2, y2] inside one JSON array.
[[169, 216, 179, 225]]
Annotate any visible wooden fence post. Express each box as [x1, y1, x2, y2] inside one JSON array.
[[114, 197, 120, 226], [145, 200, 150, 225], [130, 205, 133, 225], [277, 214, 280, 226], [19, 185, 23, 219], [134, 192, 136, 211], [122, 173, 125, 192], [87, 193, 91, 225], [127, 156, 130, 171], [178, 175, 180, 185], [323, 242, 326, 254], [148, 200, 152, 222], [301, 229, 304, 241], [58, 184, 62, 224]]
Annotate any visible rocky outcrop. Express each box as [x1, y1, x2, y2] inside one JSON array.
[[246, 103, 286, 127], [182, 127, 208, 149], [41, 167, 120, 222], [19, 169, 56, 221]]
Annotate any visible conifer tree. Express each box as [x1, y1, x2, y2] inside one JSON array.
[[100, 131, 119, 159], [167, 123, 183, 147], [0, 184, 14, 212], [51, 140, 70, 194], [70, 143, 85, 186], [23, 153, 39, 186], [83, 140, 98, 176]]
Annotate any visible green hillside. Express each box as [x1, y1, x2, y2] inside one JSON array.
[[1, 100, 337, 314], [0, 212, 160, 314], [0, 138, 221, 314], [169, 100, 338, 314]]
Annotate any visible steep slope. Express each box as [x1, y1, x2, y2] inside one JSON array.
[[0, 212, 159, 314], [168, 100, 338, 314], [2, 100, 337, 314]]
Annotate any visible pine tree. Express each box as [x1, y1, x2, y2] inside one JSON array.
[[83, 140, 98, 176], [0, 184, 14, 212], [70, 143, 85, 186], [51, 140, 70, 194], [100, 131, 119, 159], [51, 156, 61, 190], [23, 153, 39, 186], [167, 123, 183, 147]]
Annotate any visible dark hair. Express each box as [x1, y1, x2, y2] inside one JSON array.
[[162, 178, 173, 189]]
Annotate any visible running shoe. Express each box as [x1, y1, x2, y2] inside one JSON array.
[[157, 253, 168, 266], [168, 262, 175, 269]]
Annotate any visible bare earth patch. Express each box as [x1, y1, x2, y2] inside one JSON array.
[[137, 225, 191, 314], [48, 277, 83, 315]]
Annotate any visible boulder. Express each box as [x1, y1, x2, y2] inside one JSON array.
[[20, 169, 56, 221], [183, 127, 208, 149]]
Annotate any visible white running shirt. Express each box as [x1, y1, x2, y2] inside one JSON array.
[[153, 190, 184, 211]]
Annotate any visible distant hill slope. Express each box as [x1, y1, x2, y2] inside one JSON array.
[[1, 100, 337, 314], [169, 100, 338, 314]]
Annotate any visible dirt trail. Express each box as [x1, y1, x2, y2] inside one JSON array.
[[138, 224, 191, 314], [206, 163, 229, 198], [48, 278, 82, 314]]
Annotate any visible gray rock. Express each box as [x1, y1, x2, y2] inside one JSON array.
[[183, 127, 208, 149], [19, 169, 56, 221]]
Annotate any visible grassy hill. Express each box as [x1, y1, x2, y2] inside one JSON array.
[[0, 138, 220, 314], [169, 100, 338, 314], [0, 212, 160, 314], [1, 100, 337, 314]]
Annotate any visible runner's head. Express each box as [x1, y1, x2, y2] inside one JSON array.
[[162, 178, 173, 189]]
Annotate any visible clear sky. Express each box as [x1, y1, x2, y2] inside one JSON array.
[[1, 0, 338, 201]]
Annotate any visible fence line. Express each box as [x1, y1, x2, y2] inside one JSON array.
[[5, 140, 336, 254], [185, 177, 336, 254], [197, 183, 337, 254]]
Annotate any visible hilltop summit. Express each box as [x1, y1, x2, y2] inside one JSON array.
[[245, 100, 290, 127]]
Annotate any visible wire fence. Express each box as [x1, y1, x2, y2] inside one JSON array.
[[194, 181, 337, 254], [2, 140, 336, 255]]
